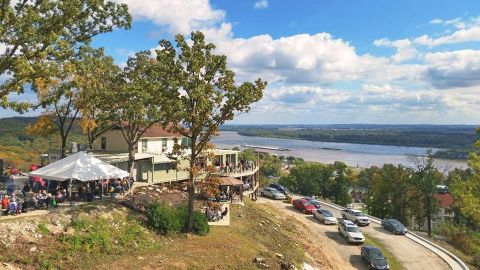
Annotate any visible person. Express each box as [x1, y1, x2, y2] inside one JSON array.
[[22, 183, 30, 197], [22, 200, 29, 213], [1, 196, 9, 209], [221, 206, 228, 219]]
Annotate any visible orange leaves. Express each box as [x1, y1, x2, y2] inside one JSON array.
[[79, 117, 98, 134], [26, 114, 56, 136]]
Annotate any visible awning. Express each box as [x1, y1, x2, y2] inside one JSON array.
[[28, 151, 129, 182], [219, 176, 244, 186]]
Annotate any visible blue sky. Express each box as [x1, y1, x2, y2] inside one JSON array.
[[3, 0, 480, 124]]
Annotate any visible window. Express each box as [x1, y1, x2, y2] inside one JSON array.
[[181, 137, 191, 147], [141, 139, 148, 153], [101, 137, 106, 150], [162, 138, 168, 152], [154, 162, 174, 172]]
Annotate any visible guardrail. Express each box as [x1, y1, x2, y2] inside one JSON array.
[[318, 200, 469, 270]]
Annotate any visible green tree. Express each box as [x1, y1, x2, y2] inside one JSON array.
[[101, 51, 171, 174], [0, 0, 131, 109], [26, 46, 113, 157], [450, 129, 480, 229], [332, 161, 353, 206], [410, 152, 442, 236], [155, 31, 266, 231]]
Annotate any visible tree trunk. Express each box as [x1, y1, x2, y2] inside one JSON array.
[[187, 150, 195, 232], [426, 199, 432, 236], [128, 143, 135, 177], [61, 135, 68, 158]]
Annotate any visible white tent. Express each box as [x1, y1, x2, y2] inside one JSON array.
[[28, 151, 129, 181]]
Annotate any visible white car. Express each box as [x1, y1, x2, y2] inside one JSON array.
[[338, 219, 365, 244], [260, 187, 286, 200], [341, 209, 370, 226], [313, 209, 338, 225]]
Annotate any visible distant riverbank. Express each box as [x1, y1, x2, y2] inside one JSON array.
[[212, 132, 467, 170]]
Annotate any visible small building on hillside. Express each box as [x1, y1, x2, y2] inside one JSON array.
[[91, 125, 259, 197], [432, 193, 455, 226]]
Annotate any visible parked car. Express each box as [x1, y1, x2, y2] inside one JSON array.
[[302, 197, 322, 209], [381, 219, 408, 235], [292, 198, 317, 214], [268, 184, 290, 195], [361, 245, 389, 270], [341, 209, 370, 226], [338, 219, 365, 244], [313, 209, 337, 225], [260, 187, 286, 200]]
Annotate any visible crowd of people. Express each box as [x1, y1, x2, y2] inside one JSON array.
[[217, 159, 256, 174], [205, 204, 228, 222], [0, 176, 134, 216]]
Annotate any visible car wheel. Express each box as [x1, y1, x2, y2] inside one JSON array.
[[260, 192, 264, 196], [355, 220, 359, 226], [342, 214, 346, 219], [272, 195, 276, 199], [303, 209, 307, 214]]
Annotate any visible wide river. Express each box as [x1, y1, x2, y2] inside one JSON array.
[[212, 131, 467, 170]]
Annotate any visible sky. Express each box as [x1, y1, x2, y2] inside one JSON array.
[[3, 0, 480, 125]]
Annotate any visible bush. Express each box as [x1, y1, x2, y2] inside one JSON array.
[[147, 203, 182, 234], [147, 203, 209, 235]]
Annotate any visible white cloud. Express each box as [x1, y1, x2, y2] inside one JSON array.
[[112, 0, 225, 34], [429, 18, 443, 24], [373, 38, 418, 62], [254, 0, 268, 9], [423, 50, 480, 89]]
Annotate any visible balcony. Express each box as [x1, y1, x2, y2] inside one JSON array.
[[213, 163, 259, 178]]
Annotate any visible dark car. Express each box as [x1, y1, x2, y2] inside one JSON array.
[[268, 184, 290, 195], [381, 219, 408, 235], [361, 246, 389, 270]]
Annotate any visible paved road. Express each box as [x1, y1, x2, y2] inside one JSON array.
[[258, 197, 450, 270]]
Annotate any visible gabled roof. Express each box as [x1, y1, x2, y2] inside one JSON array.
[[434, 193, 454, 208], [111, 123, 182, 138]]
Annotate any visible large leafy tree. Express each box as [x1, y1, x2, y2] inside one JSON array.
[[410, 152, 443, 236], [450, 129, 480, 229], [155, 31, 266, 231], [26, 46, 116, 157], [0, 0, 131, 109], [101, 51, 174, 174]]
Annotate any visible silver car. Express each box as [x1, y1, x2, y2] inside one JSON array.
[[260, 187, 286, 200], [313, 209, 338, 225]]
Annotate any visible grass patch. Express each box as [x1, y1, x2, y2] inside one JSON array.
[[37, 223, 50, 235], [364, 233, 403, 270]]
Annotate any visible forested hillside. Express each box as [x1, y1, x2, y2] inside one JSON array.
[[0, 117, 84, 170]]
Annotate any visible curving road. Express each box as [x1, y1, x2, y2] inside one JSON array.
[[258, 197, 450, 270]]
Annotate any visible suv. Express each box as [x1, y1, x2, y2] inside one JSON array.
[[338, 219, 365, 244], [341, 209, 370, 226]]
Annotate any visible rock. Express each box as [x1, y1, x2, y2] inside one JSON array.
[[137, 256, 144, 260], [253, 257, 266, 263], [148, 187, 153, 190], [257, 262, 270, 269], [275, 253, 284, 259], [29, 246, 37, 253]]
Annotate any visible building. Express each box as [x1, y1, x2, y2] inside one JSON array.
[[432, 193, 455, 226], [91, 125, 259, 198]]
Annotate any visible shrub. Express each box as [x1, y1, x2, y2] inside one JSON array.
[[147, 202, 182, 234], [148, 203, 209, 235]]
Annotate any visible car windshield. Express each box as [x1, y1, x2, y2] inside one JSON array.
[[323, 211, 333, 217], [354, 212, 365, 216], [369, 250, 385, 260], [346, 226, 360, 233]]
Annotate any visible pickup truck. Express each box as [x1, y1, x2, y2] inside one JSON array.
[[341, 209, 370, 226]]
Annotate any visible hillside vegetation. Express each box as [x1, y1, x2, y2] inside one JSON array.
[[0, 117, 84, 170]]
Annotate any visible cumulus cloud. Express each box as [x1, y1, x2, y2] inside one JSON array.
[[423, 50, 480, 89], [112, 0, 225, 34], [373, 38, 418, 62], [254, 0, 268, 9], [415, 16, 480, 46]]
